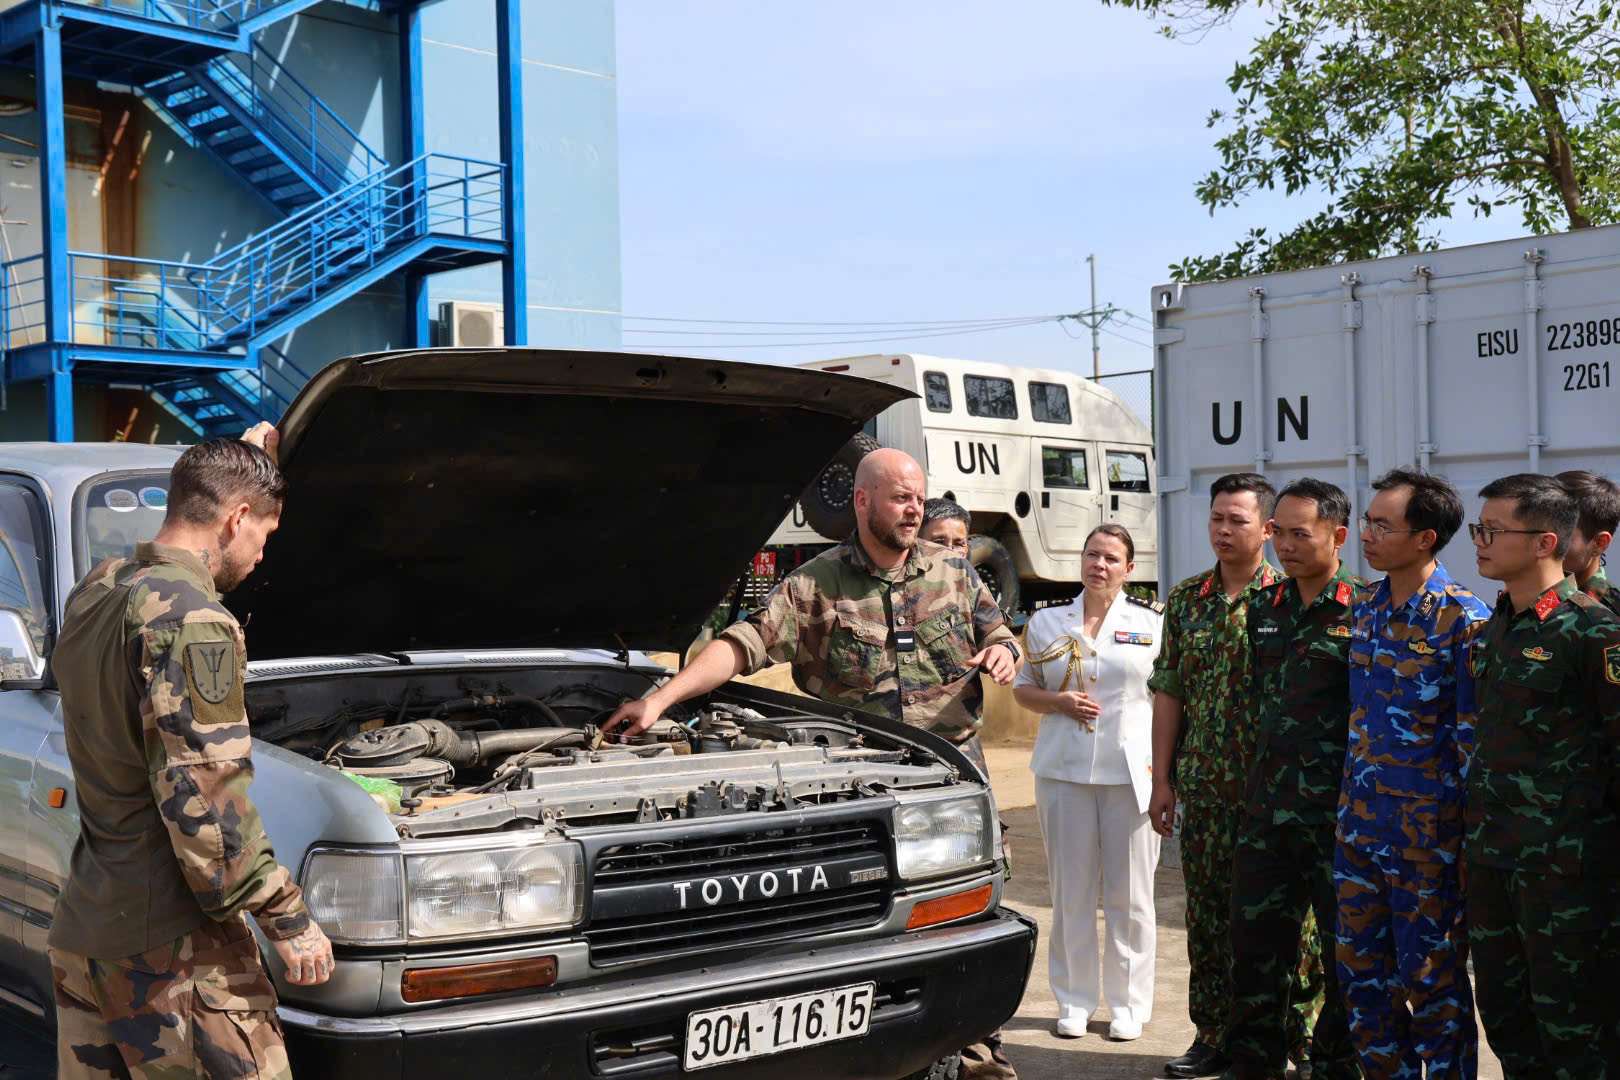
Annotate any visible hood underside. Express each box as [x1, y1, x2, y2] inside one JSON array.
[[228, 349, 911, 659]]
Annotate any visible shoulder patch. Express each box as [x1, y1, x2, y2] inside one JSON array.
[[184, 640, 236, 708], [1605, 643, 1620, 686], [1468, 639, 1487, 678], [1126, 593, 1165, 614]]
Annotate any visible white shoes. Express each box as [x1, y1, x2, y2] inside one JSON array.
[[1107, 1010, 1143, 1041], [1055, 1010, 1089, 1038]]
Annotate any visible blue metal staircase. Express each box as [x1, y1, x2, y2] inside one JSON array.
[[0, 0, 524, 440], [137, 42, 388, 213]]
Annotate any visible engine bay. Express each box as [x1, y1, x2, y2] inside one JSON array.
[[248, 662, 965, 834]]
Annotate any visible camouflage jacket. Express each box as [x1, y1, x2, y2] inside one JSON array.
[[1338, 563, 1490, 863], [1582, 565, 1619, 615], [1146, 561, 1281, 806], [718, 537, 1014, 741], [48, 542, 307, 958], [1464, 576, 1620, 876], [1245, 561, 1366, 827]]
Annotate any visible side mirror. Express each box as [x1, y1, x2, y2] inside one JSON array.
[[0, 609, 47, 686]]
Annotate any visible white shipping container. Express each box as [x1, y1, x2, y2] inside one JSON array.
[[1152, 225, 1620, 600]]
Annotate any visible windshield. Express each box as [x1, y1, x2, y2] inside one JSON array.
[[77, 472, 171, 577]]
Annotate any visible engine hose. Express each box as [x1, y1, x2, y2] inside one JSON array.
[[470, 727, 587, 761]]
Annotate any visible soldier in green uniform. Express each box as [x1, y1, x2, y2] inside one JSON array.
[[1149, 473, 1325, 1079], [47, 430, 333, 1080], [606, 447, 1020, 1077], [1465, 472, 1620, 1079], [1556, 469, 1619, 614], [1221, 478, 1365, 1080]]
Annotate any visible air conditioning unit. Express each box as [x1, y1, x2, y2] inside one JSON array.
[[438, 301, 505, 347]]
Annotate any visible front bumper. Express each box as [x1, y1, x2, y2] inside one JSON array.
[[280, 906, 1036, 1080]]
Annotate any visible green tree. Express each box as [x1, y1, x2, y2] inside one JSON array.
[[1106, 0, 1620, 280]]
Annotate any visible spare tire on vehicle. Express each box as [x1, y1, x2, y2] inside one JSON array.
[[800, 431, 881, 539], [968, 534, 1021, 616]]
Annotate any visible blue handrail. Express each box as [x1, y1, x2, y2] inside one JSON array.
[[190, 152, 504, 340], [193, 43, 388, 193], [64, 0, 306, 34], [4, 152, 504, 428]]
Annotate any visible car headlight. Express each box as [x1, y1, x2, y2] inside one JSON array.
[[892, 792, 993, 880], [407, 843, 583, 940], [302, 849, 405, 944], [301, 841, 583, 945]]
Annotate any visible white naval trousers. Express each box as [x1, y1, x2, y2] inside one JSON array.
[[1034, 775, 1160, 1022]]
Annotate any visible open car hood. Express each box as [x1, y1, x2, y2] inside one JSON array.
[[229, 349, 912, 659]]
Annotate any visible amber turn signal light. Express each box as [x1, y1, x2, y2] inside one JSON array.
[[401, 955, 558, 1003], [905, 884, 993, 931], [47, 788, 67, 808]]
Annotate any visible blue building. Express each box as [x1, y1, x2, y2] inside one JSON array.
[[0, 0, 620, 441]]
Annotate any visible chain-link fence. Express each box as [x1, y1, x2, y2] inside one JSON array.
[[1095, 367, 1154, 436]]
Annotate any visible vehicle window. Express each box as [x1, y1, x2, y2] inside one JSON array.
[[79, 472, 171, 577], [0, 483, 51, 655], [862, 417, 878, 439], [1042, 447, 1089, 489], [963, 375, 1017, 419], [1106, 450, 1151, 493], [1029, 382, 1071, 424], [923, 372, 951, 413]]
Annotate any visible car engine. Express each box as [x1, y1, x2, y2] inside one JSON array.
[[249, 665, 964, 836]]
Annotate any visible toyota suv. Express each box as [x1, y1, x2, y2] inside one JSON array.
[[0, 349, 1036, 1080]]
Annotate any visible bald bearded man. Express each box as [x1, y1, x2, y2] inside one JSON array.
[[606, 448, 1016, 740], [606, 449, 1022, 1078]]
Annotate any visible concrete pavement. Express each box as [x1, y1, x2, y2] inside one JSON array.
[[982, 743, 1504, 1080]]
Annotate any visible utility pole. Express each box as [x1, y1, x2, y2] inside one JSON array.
[[1086, 253, 1100, 379]]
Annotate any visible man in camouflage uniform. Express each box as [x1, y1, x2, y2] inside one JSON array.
[[1149, 473, 1325, 1079], [1466, 472, 1620, 1079], [1221, 478, 1365, 1080], [607, 447, 1019, 1077], [1556, 469, 1619, 614], [48, 430, 333, 1080], [1336, 468, 1489, 1080]]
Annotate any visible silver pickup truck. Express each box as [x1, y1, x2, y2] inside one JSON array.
[[0, 350, 1036, 1080]]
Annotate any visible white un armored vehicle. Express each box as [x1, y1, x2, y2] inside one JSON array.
[[762, 354, 1159, 613]]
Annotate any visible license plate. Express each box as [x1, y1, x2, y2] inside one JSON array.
[[752, 551, 777, 577], [682, 981, 874, 1071]]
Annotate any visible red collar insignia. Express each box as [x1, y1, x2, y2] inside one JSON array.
[[1198, 574, 1215, 599], [1533, 588, 1561, 621], [1334, 582, 1353, 606], [1272, 583, 1288, 607], [1260, 567, 1277, 588]]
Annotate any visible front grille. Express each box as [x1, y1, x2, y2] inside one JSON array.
[[586, 819, 892, 966]]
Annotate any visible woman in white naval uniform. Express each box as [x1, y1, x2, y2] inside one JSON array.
[[1013, 523, 1162, 1042]]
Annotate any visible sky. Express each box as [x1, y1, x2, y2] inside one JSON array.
[[614, 2, 1521, 379]]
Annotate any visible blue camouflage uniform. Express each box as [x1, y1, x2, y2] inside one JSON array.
[[1335, 563, 1490, 1080]]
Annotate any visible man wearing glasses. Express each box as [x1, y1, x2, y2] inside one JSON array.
[[1335, 468, 1489, 1080], [1465, 473, 1620, 1078]]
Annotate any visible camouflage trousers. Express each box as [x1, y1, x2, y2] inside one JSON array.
[[50, 915, 291, 1080], [1225, 818, 1360, 1080], [1180, 797, 1323, 1059], [1467, 863, 1620, 1080], [1333, 843, 1476, 1080]]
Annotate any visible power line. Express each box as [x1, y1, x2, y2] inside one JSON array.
[[1098, 324, 1152, 349], [621, 316, 1062, 351], [621, 312, 1061, 327], [622, 316, 1047, 338]]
